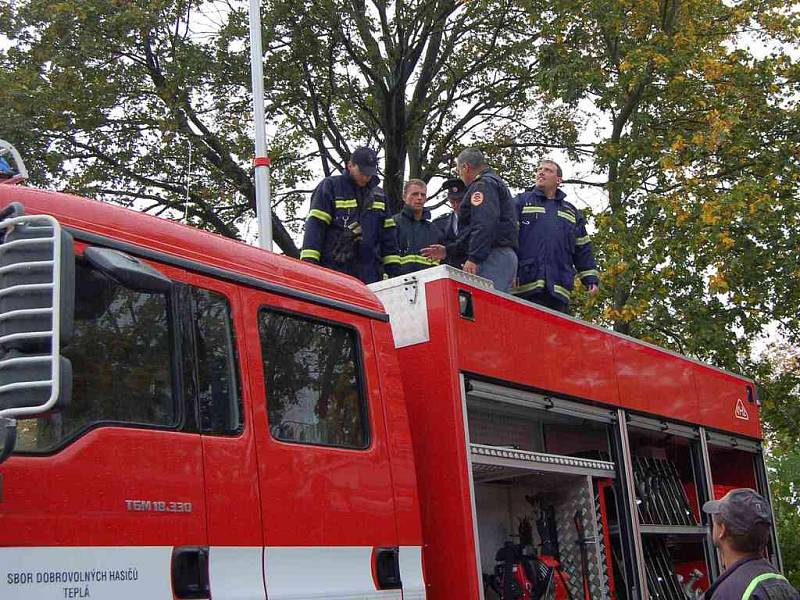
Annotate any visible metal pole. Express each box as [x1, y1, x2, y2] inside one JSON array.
[[248, 0, 273, 251]]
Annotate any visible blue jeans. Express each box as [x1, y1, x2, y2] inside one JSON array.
[[477, 247, 518, 292]]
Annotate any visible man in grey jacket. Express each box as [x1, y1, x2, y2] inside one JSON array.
[[702, 488, 797, 599]]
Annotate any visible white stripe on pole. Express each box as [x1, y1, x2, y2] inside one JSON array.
[[249, 0, 273, 251]]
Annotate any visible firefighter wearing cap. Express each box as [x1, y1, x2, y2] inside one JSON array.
[[423, 148, 518, 291], [392, 179, 442, 275], [702, 488, 797, 599], [300, 147, 401, 284], [512, 159, 599, 313], [432, 178, 466, 269]]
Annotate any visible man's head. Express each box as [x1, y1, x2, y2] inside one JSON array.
[[403, 179, 427, 219], [703, 488, 772, 561], [455, 148, 487, 185], [535, 159, 563, 197], [347, 147, 379, 187], [440, 178, 466, 212]]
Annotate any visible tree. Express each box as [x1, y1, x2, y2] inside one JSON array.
[[1, 0, 578, 251], [260, 0, 578, 209], [756, 344, 800, 586], [0, 0, 307, 254], [527, 0, 800, 370]]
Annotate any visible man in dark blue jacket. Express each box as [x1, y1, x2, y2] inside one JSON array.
[[393, 179, 442, 275], [422, 149, 518, 291], [300, 147, 401, 284], [432, 178, 466, 269], [702, 489, 797, 599], [513, 160, 598, 313]]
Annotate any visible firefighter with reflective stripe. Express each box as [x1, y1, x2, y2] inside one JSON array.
[[300, 147, 401, 284], [432, 178, 466, 269], [393, 179, 441, 275], [422, 149, 518, 292], [512, 160, 598, 313], [702, 489, 798, 600]]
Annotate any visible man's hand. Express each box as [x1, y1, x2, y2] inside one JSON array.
[[587, 283, 599, 296], [421, 244, 446, 261], [463, 260, 478, 275]]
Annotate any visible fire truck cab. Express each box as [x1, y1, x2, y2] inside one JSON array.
[[0, 166, 783, 600]]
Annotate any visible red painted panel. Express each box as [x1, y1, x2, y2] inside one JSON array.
[[694, 367, 761, 438], [438, 281, 619, 407], [393, 284, 481, 599], [243, 291, 398, 548], [0, 428, 206, 546], [614, 337, 700, 422], [370, 322, 423, 546]]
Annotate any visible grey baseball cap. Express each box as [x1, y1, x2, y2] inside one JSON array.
[[703, 488, 772, 531], [350, 147, 379, 177]]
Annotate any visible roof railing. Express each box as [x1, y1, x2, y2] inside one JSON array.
[[0, 139, 29, 185]]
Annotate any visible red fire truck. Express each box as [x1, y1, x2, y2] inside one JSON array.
[[0, 148, 783, 600]]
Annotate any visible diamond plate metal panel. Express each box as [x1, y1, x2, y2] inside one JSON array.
[[552, 477, 608, 600]]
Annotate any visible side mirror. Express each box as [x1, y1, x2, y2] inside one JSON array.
[[0, 207, 75, 462], [84, 247, 172, 293]]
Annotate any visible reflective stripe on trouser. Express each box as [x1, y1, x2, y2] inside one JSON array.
[[477, 247, 517, 293]]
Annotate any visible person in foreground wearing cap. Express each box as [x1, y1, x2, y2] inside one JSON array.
[[392, 179, 442, 274], [301, 147, 401, 284], [702, 488, 797, 599], [432, 178, 467, 269], [421, 148, 518, 291]]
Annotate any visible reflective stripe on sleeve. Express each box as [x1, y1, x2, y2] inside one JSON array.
[[553, 284, 571, 300], [382, 254, 401, 265], [576, 235, 590, 246], [371, 201, 386, 211], [384, 218, 396, 228], [300, 249, 321, 261], [512, 280, 545, 295], [557, 210, 576, 224], [578, 269, 599, 279], [400, 255, 438, 267], [308, 209, 332, 225]]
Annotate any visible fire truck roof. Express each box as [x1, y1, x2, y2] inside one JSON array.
[[0, 185, 387, 320]]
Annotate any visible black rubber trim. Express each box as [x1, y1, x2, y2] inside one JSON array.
[[69, 228, 390, 322]]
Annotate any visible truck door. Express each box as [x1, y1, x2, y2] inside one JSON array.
[[0, 248, 207, 600], [174, 275, 266, 599], [242, 290, 401, 600]]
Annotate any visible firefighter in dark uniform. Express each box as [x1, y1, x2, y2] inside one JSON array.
[[422, 148, 518, 291], [702, 489, 798, 600], [393, 179, 442, 275], [300, 147, 401, 284], [432, 178, 466, 269], [513, 160, 598, 313]]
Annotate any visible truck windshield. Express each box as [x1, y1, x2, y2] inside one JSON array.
[[15, 259, 176, 452]]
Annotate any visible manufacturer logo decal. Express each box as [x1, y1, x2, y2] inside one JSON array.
[[735, 398, 749, 420]]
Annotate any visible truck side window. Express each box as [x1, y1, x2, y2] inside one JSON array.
[[14, 260, 177, 452], [193, 288, 242, 434], [258, 309, 369, 449]]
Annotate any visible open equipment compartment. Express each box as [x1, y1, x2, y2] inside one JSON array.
[[466, 381, 627, 600], [627, 418, 712, 599], [704, 431, 782, 568]]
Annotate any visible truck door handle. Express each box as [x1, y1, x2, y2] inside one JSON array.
[[373, 546, 402, 590], [172, 546, 210, 599]]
